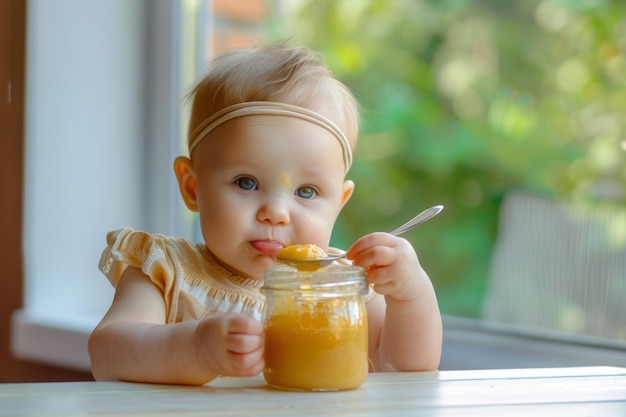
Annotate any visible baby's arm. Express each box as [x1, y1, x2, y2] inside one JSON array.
[[88, 266, 264, 385], [346, 233, 442, 372]]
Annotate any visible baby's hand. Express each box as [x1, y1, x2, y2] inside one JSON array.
[[194, 313, 264, 377], [346, 232, 427, 302]]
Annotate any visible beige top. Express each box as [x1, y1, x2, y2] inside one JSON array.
[[98, 227, 265, 322]]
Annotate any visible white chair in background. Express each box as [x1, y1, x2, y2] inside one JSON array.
[[483, 191, 626, 343]]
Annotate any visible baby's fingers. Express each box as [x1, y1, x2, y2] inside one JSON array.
[[225, 341, 264, 375], [227, 333, 263, 354], [366, 268, 397, 296], [224, 315, 264, 357], [349, 245, 396, 270], [347, 232, 394, 258], [226, 314, 264, 336], [223, 316, 264, 374], [195, 314, 265, 377], [347, 233, 400, 269]]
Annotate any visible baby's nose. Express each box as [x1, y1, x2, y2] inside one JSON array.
[[257, 197, 290, 225]]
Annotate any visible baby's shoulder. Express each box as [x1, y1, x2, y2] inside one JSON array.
[[102, 227, 202, 271]]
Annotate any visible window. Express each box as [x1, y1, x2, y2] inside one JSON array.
[[14, 0, 626, 373], [13, 0, 183, 372]]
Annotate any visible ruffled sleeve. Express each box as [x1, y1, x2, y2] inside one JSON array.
[[98, 227, 177, 315]]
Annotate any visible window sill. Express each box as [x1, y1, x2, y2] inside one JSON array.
[[441, 316, 626, 370], [11, 309, 96, 373], [11, 312, 625, 374]]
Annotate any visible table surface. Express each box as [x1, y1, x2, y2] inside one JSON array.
[[1, 366, 625, 416]]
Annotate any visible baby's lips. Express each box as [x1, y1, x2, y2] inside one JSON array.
[[250, 240, 283, 256]]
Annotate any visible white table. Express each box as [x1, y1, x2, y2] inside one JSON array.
[[1, 367, 625, 416]]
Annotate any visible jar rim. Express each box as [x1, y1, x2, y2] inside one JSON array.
[[261, 264, 367, 294]]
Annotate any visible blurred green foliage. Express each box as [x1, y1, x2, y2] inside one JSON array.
[[271, 0, 626, 317]]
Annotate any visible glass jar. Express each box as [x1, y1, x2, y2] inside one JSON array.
[[261, 264, 369, 391]]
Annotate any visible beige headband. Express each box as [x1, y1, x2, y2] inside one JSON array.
[[188, 101, 353, 172]]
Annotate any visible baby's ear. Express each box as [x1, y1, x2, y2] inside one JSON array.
[[174, 156, 199, 212], [340, 179, 355, 209]]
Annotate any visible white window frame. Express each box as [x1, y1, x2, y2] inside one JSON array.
[[12, 0, 186, 372]]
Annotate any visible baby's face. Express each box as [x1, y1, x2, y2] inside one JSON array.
[[189, 115, 354, 279]]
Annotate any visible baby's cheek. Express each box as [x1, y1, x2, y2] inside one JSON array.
[[302, 215, 333, 244]]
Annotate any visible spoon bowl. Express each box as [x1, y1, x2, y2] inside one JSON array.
[[277, 204, 444, 270]]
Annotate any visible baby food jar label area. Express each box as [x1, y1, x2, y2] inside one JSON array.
[[261, 264, 369, 391]]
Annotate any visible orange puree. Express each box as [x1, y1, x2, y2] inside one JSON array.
[[263, 297, 368, 391], [277, 244, 326, 260]]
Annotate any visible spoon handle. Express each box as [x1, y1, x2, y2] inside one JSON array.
[[388, 205, 444, 236]]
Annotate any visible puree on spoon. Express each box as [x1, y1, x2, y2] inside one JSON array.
[[277, 244, 326, 260], [276, 244, 340, 271]]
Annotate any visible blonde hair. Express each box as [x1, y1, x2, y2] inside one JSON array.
[[186, 43, 360, 153]]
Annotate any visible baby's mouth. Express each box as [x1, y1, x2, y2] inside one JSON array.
[[249, 240, 284, 256]]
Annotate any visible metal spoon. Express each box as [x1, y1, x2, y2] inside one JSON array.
[[277, 204, 444, 270]]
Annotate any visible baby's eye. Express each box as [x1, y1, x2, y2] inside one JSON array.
[[236, 177, 258, 191], [296, 186, 316, 199]]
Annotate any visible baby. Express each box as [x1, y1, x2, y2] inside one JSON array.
[[88, 43, 442, 385]]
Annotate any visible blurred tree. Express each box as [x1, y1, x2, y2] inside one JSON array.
[[271, 0, 626, 317]]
